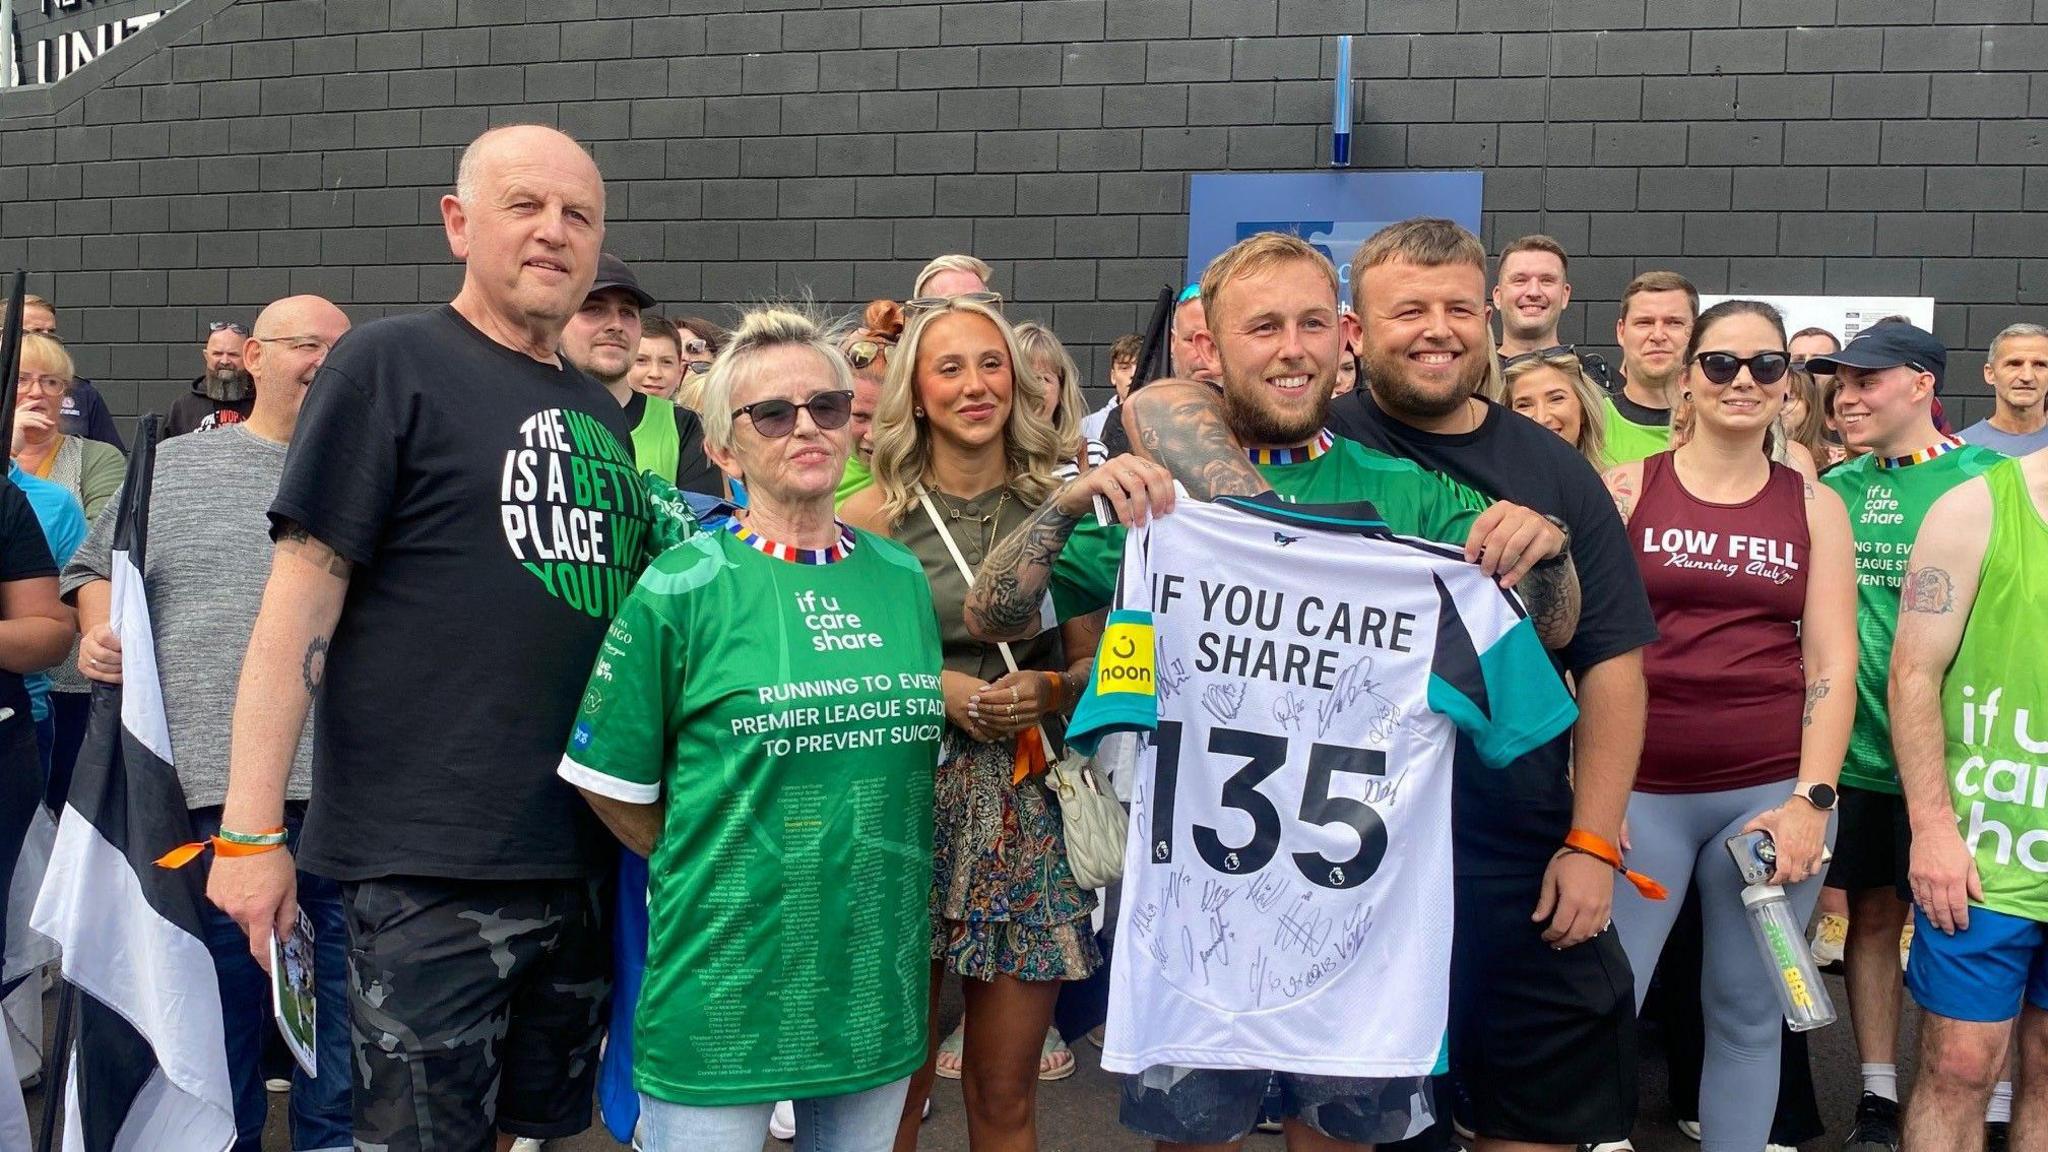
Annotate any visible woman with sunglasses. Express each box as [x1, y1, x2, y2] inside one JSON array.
[[841, 298, 1099, 1152], [560, 308, 943, 1152], [667, 315, 727, 413], [1599, 300, 1858, 1152], [836, 300, 905, 508], [1489, 346, 1610, 470]]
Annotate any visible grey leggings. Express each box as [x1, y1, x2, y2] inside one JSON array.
[[1609, 779, 1835, 1152]]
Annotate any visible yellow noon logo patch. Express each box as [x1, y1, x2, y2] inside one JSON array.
[[1097, 620, 1156, 694]]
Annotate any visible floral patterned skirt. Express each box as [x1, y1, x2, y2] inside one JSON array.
[[931, 730, 1101, 983]]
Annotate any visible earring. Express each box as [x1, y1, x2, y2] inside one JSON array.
[[914, 406, 925, 418], [1681, 391, 1692, 401]]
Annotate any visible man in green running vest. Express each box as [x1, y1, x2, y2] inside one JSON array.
[[1811, 322, 2005, 1152], [1599, 271, 1697, 465], [1890, 445, 2048, 1151], [562, 253, 723, 496]]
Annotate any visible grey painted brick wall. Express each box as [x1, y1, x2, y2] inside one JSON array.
[[3, 0, 2046, 426]]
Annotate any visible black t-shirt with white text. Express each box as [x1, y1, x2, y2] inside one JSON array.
[[272, 305, 653, 882], [0, 479, 58, 727], [1326, 389, 1658, 876]]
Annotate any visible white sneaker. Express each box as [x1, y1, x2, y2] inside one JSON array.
[[264, 1077, 291, 1093], [508, 1139, 543, 1152], [769, 1099, 796, 1141], [1677, 1118, 1702, 1140], [1584, 1142, 1635, 1152]]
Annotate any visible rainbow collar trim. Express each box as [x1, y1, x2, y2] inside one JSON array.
[[1875, 436, 1965, 470], [726, 519, 857, 564], [1247, 429, 1335, 467]]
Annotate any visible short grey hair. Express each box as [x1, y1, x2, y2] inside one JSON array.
[[1990, 322, 2048, 361], [454, 124, 589, 206], [912, 254, 993, 296], [698, 306, 855, 453]]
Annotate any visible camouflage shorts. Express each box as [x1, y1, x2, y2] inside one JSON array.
[[342, 875, 610, 1150]]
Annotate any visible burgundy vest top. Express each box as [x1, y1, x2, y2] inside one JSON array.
[[1631, 452, 1810, 794]]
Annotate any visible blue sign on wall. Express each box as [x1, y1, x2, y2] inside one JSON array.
[[1187, 171, 1486, 304]]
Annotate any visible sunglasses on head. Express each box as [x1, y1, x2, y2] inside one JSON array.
[[208, 320, 249, 336], [1502, 344, 1581, 370], [682, 340, 711, 357], [1691, 351, 1790, 386], [845, 339, 890, 370], [904, 291, 1003, 316], [732, 390, 855, 438]]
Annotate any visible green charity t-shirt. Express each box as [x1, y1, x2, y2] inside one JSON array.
[[1941, 458, 2048, 921], [1822, 443, 2003, 794], [1051, 434, 1488, 622], [558, 522, 946, 1106]]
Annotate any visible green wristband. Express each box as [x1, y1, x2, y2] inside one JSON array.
[[215, 826, 288, 847]]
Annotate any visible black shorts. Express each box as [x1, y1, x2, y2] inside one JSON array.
[[1119, 1066, 1434, 1146], [1824, 785, 1912, 899], [343, 875, 610, 1148], [1445, 871, 1637, 1145]]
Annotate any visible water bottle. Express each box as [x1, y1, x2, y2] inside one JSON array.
[[1093, 730, 1144, 803], [1741, 883, 1837, 1032]]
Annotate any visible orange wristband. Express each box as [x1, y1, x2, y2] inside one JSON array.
[[1563, 828, 1669, 901], [154, 828, 289, 870], [1043, 670, 1066, 712]]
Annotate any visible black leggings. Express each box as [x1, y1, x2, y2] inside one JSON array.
[[1649, 886, 1824, 1146], [0, 718, 42, 997]]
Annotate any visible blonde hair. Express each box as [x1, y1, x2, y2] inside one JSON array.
[[1010, 321, 1087, 461], [1781, 366, 1828, 464], [1199, 232, 1340, 331], [1490, 348, 1608, 470], [18, 332, 74, 389], [696, 306, 854, 453], [868, 299, 1063, 525], [912, 254, 993, 297]]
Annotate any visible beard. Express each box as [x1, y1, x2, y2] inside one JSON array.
[[1363, 343, 1487, 422], [1221, 368, 1332, 447], [202, 366, 253, 403]]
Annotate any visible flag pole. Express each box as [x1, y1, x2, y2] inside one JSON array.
[[1, 270, 25, 456]]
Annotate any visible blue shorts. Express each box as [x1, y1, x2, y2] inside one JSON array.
[[1906, 905, 2048, 1023], [1119, 1066, 1434, 1146]]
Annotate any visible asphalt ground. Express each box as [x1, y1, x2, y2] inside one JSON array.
[[25, 966, 1919, 1152]]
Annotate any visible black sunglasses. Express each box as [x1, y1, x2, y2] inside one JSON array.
[[684, 360, 712, 375], [845, 339, 890, 370], [208, 320, 249, 335], [732, 390, 855, 438], [1692, 351, 1790, 386], [905, 291, 1003, 316]]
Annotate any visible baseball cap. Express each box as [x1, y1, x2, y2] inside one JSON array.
[[1803, 323, 1946, 391], [587, 252, 656, 310]]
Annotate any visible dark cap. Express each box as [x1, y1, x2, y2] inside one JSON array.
[[587, 252, 655, 310], [1803, 322, 1946, 390]]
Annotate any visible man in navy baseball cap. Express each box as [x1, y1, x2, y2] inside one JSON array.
[[1804, 321, 1946, 390]]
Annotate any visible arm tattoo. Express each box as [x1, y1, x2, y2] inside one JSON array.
[[1520, 555, 1582, 649], [1901, 566, 1954, 614], [1802, 677, 1831, 729], [1128, 387, 1270, 500], [276, 521, 352, 579], [302, 636, 329, 695], [1606, 473, 1637, 523], [965, 495, 1081, 642]]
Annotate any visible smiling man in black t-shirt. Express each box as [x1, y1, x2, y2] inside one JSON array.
[[1330, 220, 1658, 1152], [210, 124, 651, 1150]]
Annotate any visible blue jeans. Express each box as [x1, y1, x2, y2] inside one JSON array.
[[191, 804, 351, 1152], [638, 1076, 911, 1152]]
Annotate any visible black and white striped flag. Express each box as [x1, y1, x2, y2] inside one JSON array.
[[31, 415, 235, 1151]]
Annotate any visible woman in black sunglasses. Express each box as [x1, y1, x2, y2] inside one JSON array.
[[563, 307, 947, 1152], [1599, 300, 1859, 1152], [842, 297, 1102, 1151]]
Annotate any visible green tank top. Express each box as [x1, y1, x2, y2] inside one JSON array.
[[1941, 458, 2048, 921], [631, 396, 681, 485], [1602, 393, 1671, 465]]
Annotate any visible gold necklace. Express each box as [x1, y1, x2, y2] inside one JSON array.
[[931, 486, 1009, 555]]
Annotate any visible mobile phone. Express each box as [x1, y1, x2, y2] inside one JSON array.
[[1725, 830, 1778, 886]]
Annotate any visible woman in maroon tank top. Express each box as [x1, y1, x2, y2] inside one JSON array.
[[1599, 301, 1860, 1151]]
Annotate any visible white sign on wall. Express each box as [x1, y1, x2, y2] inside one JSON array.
[[1698, 295, 1937, 347]]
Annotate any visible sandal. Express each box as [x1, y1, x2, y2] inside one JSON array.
[[934, 1023, 965, 1080], [1038, 1028, 1075, 1082]]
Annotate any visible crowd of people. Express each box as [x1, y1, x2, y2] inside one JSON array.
[[1, 121, 2045, 1152]]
